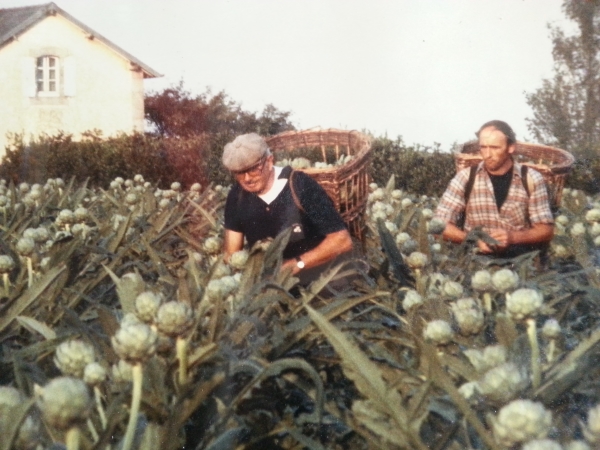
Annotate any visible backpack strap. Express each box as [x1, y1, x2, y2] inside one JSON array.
[[456, 165, 478, 229], [521, 165, 534, 197], [289, 170, 305, 213], [464, 165, 478, 205], [459, 164, 534, 229], [521, 164, 534, 224]]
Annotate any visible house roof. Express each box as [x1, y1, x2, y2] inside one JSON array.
[[0, 2, 160, 78]]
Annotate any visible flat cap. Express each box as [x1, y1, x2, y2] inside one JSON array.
[[222, 133, 270, 171]]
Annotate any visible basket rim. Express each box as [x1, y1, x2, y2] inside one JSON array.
[[265, 127, 372, 174], [457, 139, 575, 170]]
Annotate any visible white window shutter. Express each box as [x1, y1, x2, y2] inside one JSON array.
[[22, 57, 36, 97], [63, 56, 76, 96]]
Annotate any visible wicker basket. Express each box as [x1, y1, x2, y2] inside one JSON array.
[[266, 128, 372, 239], [455, 140, 575, 208]]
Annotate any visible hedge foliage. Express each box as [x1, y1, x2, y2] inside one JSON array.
[[369, 136, 456, 197], [0, 132, 214, 189], [1, 131, 599, 196]]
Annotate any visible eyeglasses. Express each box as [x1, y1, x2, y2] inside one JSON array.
[[231, 156, 267, 177]]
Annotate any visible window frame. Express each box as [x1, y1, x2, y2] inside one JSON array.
[[36, 55, 60, 97]]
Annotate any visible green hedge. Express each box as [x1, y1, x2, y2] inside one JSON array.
[[565, 157, 600, 193], [369, 136, 599, 197], [369, 136, 455, 197], [0, 132, 217, 189], [1, 132, 598, 196]]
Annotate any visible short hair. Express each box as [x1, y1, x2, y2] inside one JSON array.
[[476, 120, 516, 146]]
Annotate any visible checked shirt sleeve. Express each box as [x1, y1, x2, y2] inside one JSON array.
[[528, 169, 554, 225], [434, 168, 470, 226]]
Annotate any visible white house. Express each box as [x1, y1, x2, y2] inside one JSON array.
[[0, 2, 160, 158]]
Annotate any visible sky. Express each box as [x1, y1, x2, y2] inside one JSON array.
[[3, 0, 573, 150]]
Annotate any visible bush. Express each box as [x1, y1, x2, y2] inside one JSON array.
[[2, 129, 597, 197], [370, 136, 455, 197], [0, 132, 211, 189], [565, 157, 600, 194]]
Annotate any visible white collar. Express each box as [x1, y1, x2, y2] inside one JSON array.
[[258, 166, 287, 204]]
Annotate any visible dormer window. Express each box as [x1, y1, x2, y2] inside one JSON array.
[[36, 56, 60, 96]]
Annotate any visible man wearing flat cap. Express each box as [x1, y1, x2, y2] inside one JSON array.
[[222, 133, 353, 282]]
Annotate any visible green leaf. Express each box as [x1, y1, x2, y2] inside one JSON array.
[[102, 265, 145, 314], [352, 399, 409, 446], [262, 227, 292, 277], [187, 200, 217, 229], [417, 214, 431, 257], [108, 212, 132, 254], [236, 246, 267, 297], [15, 315, 56, 340], [300, 262, 345, 301], [139, 422, 168, 450], [227, 358, 324, 425], [536, 326, 600, 403], [148, 204, 178, 236], [0, 398, 35, 450], [377, 218, 414, 287], [275, 291, 388, 357], [140, 236, 176, 285], [0, 264, 66, 335], [205, 427, 247, 450], [285, 426, 328, 450], [494, 313, 518, 349], [304, 303, 426, 449], [165, 372, 225, 435], [385, 174, 396, 194], [419, 340, 501, 450]]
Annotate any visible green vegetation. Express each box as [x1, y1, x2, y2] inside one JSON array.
[[2, 128, 598, 195], [525, 0, 600, 159], [1, 2, 600, 447], [0, 174, 598, 449]]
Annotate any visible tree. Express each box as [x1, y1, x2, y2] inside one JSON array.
[[144, 83, 296, 185], [144, 83, 295, 139], [525, 0, 600, 157]]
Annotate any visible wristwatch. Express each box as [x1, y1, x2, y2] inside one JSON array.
[[295, 256, 305, 269]]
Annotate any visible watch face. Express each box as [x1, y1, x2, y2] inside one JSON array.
[[296, 259, 305, 269]]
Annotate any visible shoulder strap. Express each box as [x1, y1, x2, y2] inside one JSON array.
[[236, 183, 245, 208], [456, 165, 478, 230], [521, 165, 533, 197], [464, 165, 478, 204], [289, 170, 305, 213]]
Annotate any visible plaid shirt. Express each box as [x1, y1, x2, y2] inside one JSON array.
[[435, 161, 554, 232]]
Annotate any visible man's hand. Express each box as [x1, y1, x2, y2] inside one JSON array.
[[477, 224, 554, 254], [224, 229, 244, 263], [488, 228, 512, 250], [281, 258, 300, 275], [477, 240, 495, 253], [280, 229, 353, 276], [477, 228, 512, 253]]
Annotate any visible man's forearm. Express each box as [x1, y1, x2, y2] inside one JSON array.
[[283, 229, 353, 274], [441, 222, 467, 244], [508, 223, 554, 246], [223, 229, 244, 262]]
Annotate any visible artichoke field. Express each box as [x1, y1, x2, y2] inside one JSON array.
[[0, 174, 600, 450]]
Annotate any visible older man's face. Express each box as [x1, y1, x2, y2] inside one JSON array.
[[479, 126, 515, 175], [233, 155, 273, 194]]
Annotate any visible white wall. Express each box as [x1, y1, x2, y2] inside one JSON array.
[[0, 14, 146, 159]]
